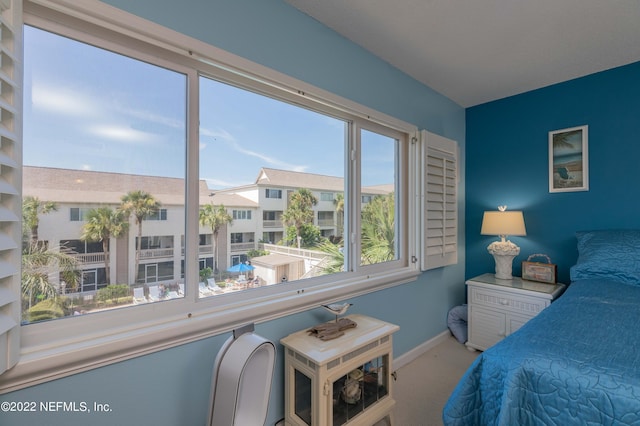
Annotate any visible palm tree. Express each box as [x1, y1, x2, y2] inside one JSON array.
[[361, 193, 396, 264], [81, 207, 129, 284], [21, 243, 79, 313], [333, 193, 345, 238], [282, 188, 318, 248], [318, 193, 395, 272], [317, 240, 345, 274], [22, 196, 58, 247], [199, 203, 233, 273], [120, 190, 160, 283], [552, 129, 580, 150]]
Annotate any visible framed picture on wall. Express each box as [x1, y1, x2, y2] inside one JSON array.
[[549, 125, 589, 192]]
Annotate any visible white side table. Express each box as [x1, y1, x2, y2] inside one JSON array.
[[281, 314, 399, 425], [466, 273, 566, 351]]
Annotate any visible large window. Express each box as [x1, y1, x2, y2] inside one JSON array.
[[197, 77, 404, 292], [2, 0, 421, 391], [22, 23, 187, 323], [199, 76, 347, 290]]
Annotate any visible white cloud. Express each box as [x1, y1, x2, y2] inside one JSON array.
[[232, 141, 308, 172], [33, 84, 163, 144], [118, 105, 184, 130], [88, 125, 155, 144], [33, 83, 183, 138], [31, 85, 98, 117], [200, 126, 235, 141], [202, 129, 308, 172]]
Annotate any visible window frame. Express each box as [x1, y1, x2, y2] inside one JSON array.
[[232, 210, 251, 220], [320, 192, 335, 202], [144, 208, 168, 221], [1, 0, 420, 393], [265, 188, 282, 199], [69, 207, 91, 221]]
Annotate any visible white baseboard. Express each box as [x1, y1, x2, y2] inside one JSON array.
[[393, 330, 451, 370]]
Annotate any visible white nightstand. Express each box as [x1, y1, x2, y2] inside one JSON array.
[[281, 314, 398, 426], [466, 273, 566, 351]]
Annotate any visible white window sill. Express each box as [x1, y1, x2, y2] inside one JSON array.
[[0, 268, 418, 394]]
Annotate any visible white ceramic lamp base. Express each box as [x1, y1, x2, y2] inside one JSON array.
[[491, 253, 517, 279], [487, 240, 520, 280]]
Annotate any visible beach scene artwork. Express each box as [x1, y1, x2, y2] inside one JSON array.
[[549, 125, 588, 192]]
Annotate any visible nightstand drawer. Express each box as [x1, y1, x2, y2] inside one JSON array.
[[469, 286, 549, 317], [468, 305, 532, 350], [465, 274, 566, 351]]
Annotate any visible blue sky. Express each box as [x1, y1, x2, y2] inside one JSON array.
[[23, 25, 394, 190], [199, 76, 346, 188]]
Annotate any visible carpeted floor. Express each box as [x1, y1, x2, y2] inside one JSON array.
[[383, 334, 479, 426]]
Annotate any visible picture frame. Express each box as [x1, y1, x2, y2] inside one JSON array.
[[522, 260, 557, 284], [549, 125, 589, 193]]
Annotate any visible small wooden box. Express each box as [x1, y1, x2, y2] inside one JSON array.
[[522, 254, 557, 284]]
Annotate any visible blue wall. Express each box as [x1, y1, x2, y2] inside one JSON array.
[[0, 1, 466, 425], [466, 61, 640, 283], [104, 0, 464, 136]]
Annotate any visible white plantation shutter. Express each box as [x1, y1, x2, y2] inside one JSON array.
[[420, 130, 458, 270], [0, 0, 22, 375]]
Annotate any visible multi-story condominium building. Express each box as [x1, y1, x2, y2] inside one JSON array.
[[218, 168, 351, 243], [23, 166, 391, 295]]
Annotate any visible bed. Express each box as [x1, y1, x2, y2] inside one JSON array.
[[443, 230, 640, 426]]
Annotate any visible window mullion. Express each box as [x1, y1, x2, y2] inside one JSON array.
[[185, 70, 200, 302], [346, 120, 361, 273]]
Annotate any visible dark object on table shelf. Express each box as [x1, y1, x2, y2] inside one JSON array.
[[308, 317, 357, 341]]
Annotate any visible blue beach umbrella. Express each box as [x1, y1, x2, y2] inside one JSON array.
[[226, 263, 255, 273]]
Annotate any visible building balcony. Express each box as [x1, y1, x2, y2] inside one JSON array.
[[231, 242, 256, 252], [263, 220, 283, 228], [72, 252, 106, 264], [139, 247, 174, 259], [260, 243, 327, 261], [181, 245, 214, 256], [199, 244, 213, 255]]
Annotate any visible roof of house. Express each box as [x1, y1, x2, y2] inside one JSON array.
[[23, 166, 258, 207], [256, 167, 344, 192], [23, 165, 389, 206], [203, 192, 257, 208], [254, 167, 391, 195], [250, 253, 305, 267]]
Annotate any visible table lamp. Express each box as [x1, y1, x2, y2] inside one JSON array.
[[480, 206, 526, 279]]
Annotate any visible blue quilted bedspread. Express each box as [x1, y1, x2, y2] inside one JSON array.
[[443, 279, 640, 426]]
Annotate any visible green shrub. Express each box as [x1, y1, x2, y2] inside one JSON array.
[[199, 267, 212, 283], [27, 298, 65, 322], [96, 284, 131, 302], [247, 248, 269, 258]]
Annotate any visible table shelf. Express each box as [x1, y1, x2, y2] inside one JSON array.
[[281, 314, 399, 425]]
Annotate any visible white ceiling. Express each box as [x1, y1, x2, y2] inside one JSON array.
[[286, 0, 640, 107]]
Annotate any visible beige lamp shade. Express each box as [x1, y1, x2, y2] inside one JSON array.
[[481, 211, 526, 237], [481, 210, 526, 279]]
